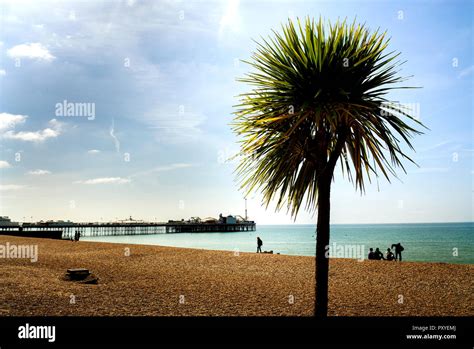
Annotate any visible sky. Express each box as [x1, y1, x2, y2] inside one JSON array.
[[0, 0, 472, 224]]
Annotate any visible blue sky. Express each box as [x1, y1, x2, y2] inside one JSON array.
[[0, 0, 472, 224]]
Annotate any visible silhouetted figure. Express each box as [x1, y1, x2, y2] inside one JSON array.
[[374, 248, 385, 260], [368, 248, 375, 260], [386, 248, 395, 261], [74, 231, 81, 242], [257, 237, 263, 253], [391, 243, 404, 261]]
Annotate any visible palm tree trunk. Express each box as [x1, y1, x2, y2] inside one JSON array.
[[315, 173, 332, 317]]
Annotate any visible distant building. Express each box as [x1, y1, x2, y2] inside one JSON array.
[[46, 220, 75, 226], [189, 217, 201, 223], [226, 215, 236, 224], [203, 217, 218, 223], [0, 216, 19, 227], [218, 213, 237, 224]]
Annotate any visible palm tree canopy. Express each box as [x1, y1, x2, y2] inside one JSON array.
[[233, 17, 425, 217]]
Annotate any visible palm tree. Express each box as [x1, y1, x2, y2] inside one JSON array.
[[233, 18, 424, 317]]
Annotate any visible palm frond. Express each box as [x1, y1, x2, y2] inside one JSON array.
[[233, 17, 425, 218]]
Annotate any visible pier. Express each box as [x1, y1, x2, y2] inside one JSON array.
[[0, 215, 256, 240]]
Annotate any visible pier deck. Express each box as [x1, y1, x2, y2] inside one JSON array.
[[0, 221, 256, 239]]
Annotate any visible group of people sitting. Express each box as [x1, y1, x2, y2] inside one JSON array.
[[368, 243, 404, 261]]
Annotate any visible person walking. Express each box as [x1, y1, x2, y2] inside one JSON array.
[[257, 237, 263, 253]]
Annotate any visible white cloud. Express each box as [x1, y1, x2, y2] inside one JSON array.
[[144, 106, 206, 144], [0, 69, 5, 76], [410, 167, 450, 174], [3, 118, 62, 142], [110, 119, 120, 153], [74, 177, 131, 185], [458, 65, 474, 78], [130, 163, 194, 177], [88, 149, 100, 154], [4, 128, 58, 142], [152, 163, 193, 172], [2, 14, 22, 24], [0, 184, 25, 191], [48, 118, 63, 129], [0, 160, 11, 169], [0, 112, 27, 131], [28, 169, 51, 175], [7, 43, 55, 61], [219, 0, 241, 39]]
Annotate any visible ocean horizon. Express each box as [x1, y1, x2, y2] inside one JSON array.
[[82, 222, 474, 264]]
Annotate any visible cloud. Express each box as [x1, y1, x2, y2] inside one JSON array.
[[418, 140, 458, 153], [130, 163, 194, 177], [88, 149, 100, 154], [0, 184, 25, 191], [7, 43, 55, 61], [0, 69, 5, 76], [3, 118, 63, 142], [152, 163, 193, 172], [144, 106, 206, 144], [110, 119, 120, 153], [4, 128, 58, 142], [74, 177, 131, 185], [0, 160, 11, 169], [219, 0, 241, 39], [0, 112, 27, 131], [27, 169, 51, 175], [458, 65, 474, 78], [409, 167, 450, 174]]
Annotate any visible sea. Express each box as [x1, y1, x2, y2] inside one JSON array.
[[82, 222, 474, 264]]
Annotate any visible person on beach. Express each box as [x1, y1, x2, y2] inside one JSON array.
[[374, 248, 385, 260], [391, 243, 404, 261], [368, 248, 375, 260], [386, 248, 395, 261], [257, 237, 263, 253]]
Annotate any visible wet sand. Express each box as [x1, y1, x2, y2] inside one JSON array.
[[0, 236, 472, 316]]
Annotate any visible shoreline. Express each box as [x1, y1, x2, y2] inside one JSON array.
[[0, 236, 473, 316], [3, 235, 472, 265], [81, 236, 474, 265]]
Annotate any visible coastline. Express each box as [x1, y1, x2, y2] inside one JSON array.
[[81, 222, 474, 264], [0, 236, 472, 316]]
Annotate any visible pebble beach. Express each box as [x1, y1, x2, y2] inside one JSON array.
[[0, 236, 472, 316]]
